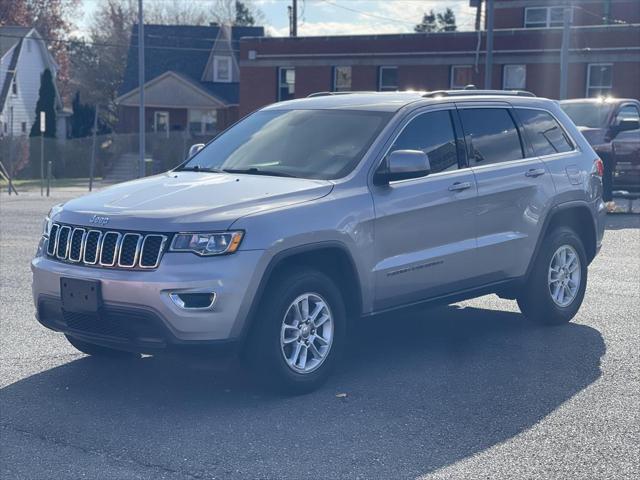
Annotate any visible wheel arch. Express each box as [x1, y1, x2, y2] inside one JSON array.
[[240, 241, 363, 341], [527, 201, 598, 278]]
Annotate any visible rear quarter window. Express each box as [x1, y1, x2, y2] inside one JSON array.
[[516, 108, 573, 157]]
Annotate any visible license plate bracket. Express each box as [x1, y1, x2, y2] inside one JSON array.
[[60, 277, 102, 313]]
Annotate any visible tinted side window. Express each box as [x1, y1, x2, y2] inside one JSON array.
[[391, 110, 459, 173], [459, 108, 524, 165], [517, 108, 573, 156]]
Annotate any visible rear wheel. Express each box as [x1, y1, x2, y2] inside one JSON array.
[[65, 334, 141, 358], [246, 268, 346, 394], [517, 227, 588, 325]]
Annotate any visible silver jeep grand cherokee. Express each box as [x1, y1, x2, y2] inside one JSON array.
[[32, 91, 606, 393]]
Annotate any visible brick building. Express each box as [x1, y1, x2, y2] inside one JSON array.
[[239, 0, 640, 116]]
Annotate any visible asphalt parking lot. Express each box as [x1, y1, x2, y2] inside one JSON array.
[[1, 189, 639, 480]]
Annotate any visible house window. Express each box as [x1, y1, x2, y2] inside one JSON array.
[[503, 64, 526, 90], [213, 56, 232, 83], [11, 76, 17, 95], [154, 111, 170, 137], [278, 67, 295, 101], [586, 64, 613, 97], [21, 122, 26, 134], [189, 109, 218, 135], [451, 65, 473, 89], [378, 67, 398, 92], [333, 66, 352, 92], [525, 6, 570, 28]]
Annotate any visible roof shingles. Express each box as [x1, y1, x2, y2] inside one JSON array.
[[118, 24, 263, 105]]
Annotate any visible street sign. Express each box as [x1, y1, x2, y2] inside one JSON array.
[[39, 111, 45, 133]]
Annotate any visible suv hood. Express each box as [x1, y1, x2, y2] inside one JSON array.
[[56, 172, 333, 231]]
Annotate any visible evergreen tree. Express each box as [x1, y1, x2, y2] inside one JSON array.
[[30, 69, 57, 138], [415, 10, 437, 33], [69, 92, 96, 138], [235, 1, 255, 26], [437, 8, 457, 32]]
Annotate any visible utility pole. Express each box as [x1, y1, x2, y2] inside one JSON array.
[[40, 111, 45, 196], [484, 0, 494, 89], [559, 6, 572, 100], [290, 0, 298, 37], [474, 0, 483, 31], [138, 0, 145, 178], [8, 105, 13, 195], [89, 105, 98, 191]]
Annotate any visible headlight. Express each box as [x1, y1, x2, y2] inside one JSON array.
[[170, 231, 244, 256], [42, 204, 64, 237]]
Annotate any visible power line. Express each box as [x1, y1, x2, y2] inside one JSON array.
[[573, 4, 629, 25], [0, 32, 237, 52], [314, 0, 484, 30]]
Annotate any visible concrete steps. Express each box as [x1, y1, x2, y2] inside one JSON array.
[[102, 154, 139, 184]]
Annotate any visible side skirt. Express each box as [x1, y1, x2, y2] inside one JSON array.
[[361, 277, 523, 318]]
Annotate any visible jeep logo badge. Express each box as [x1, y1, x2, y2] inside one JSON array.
[[89, 215, 109, 226]]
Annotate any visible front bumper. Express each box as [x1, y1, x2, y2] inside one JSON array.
[[32, 249, 265, 350]]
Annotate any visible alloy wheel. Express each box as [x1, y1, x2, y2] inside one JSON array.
[[548, 244, 581, 308], [280, 293, 334, 374]]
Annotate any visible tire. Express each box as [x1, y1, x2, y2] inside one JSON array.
[[245, 268, 347, 394], [517, 226, 588, 325], [65, 334, 141, 358]]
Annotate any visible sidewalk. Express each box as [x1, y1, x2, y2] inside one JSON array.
[[611, 192, 640, 214]]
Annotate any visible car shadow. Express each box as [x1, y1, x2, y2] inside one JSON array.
[[0, 303, 604, 479]]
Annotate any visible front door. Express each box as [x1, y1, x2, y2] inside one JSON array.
[[371, 107, 479, 310]]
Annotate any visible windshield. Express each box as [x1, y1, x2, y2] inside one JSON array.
[[179, 109, 391, 180], [560, 102, 614, 128]]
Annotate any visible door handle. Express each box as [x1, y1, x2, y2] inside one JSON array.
[[448, 181, 473, 192], [525, 168, 546, 178]]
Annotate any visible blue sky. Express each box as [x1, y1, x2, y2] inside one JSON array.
[[77, 0, 478, 37]]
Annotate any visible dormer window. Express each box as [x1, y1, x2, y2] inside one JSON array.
[[214, 56, 232, 83]]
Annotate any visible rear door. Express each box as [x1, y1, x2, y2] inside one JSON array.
[[456, 103, 556, 281], [370, 105, 479, 310]]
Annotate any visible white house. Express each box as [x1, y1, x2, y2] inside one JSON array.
[[0, 26, 68, 139]]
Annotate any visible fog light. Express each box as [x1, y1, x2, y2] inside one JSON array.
[[169, 292, 216, 310]]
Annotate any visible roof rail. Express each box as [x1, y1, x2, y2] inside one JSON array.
[[307, 91, 378, 98], [423, 89, 536, 98]]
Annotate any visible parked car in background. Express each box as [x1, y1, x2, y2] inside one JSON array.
[[560, 98, 640, 193]]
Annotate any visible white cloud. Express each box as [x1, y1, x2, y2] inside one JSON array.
[[264, 0, 480, 37]]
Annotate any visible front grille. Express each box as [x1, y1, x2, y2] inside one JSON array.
[[46, 223, 168, 270], [62, 309, 167, 343], [100, 232, 120, 266]]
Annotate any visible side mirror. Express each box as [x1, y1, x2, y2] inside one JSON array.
[[188, 143, 205, 158], [374, 150, 431, 185], [614, 118, 640, 134]]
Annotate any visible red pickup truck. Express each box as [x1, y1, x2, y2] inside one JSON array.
[[561, 98, 640, 193]]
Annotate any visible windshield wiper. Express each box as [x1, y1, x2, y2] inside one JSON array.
[[178, 165, 222, 173], [222, 167, 297, 178]]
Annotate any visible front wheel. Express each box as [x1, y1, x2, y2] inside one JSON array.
[[517, 227, 588, 325], [246, 268, 346, 394]]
